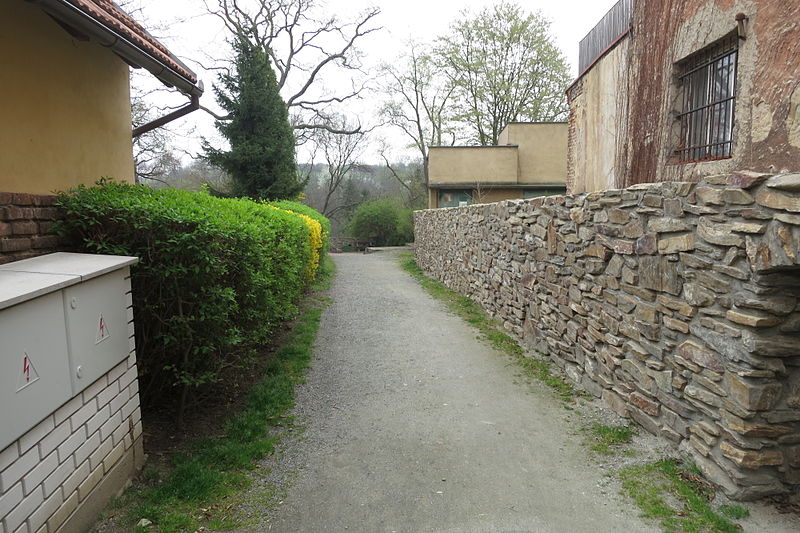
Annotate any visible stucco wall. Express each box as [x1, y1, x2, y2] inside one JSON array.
[[0, 2, 135, 195], [567, 40, 630, 194], [427, 146, 519, 185], [415, 171, 800, 500], [500, 123, 568, 185]]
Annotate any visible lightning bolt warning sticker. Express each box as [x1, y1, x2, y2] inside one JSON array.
[[16, 353, 40, 393], [96, 314, 111, 344]]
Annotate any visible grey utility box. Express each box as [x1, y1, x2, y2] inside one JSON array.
[[0, 253, 138, 451]]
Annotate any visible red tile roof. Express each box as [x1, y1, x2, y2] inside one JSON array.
[[68, 0, 197, 83]]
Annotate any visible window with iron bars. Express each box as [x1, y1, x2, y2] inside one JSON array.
[[675, 33, 739, 162]]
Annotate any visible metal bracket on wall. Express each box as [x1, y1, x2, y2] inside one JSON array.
[[736, 13, 748, 40]]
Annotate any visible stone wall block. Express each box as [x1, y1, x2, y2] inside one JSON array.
[[755, 187, 800, 212], [765, 173, 800, 192], [720, 442, 783, 468], [726, 374, 783, 411], [677, 340, 724, 372], [695, 186, 725, 205], [697, 218, 745, 247], [727, 171, 771, 189], [658, 233, 695, 254]]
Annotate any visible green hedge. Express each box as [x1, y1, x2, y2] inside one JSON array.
[[55, 182, 327, 409], [268, 199, 331, 254]]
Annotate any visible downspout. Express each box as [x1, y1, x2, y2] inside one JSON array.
[[132, 92, 201, 138]]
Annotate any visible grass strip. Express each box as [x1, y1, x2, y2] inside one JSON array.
[[399, 253, 581, 403], [127, 257, 335, 533], [620, 459, 749, 532], [584, 424, 636, 455]]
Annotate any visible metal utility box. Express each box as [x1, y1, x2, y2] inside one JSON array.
[[0, 253, 138, 451], [63, 271, 131, 392], [0, 274, 74, 452]]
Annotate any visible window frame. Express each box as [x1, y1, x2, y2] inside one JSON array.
[[674, 32, 739, 163], [438, 189, 472, 208]]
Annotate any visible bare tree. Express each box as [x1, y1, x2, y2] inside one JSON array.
[[131, 94, 181, 185], [380, 42, 455, 162], [203, 0, 381, 138], [379, 148, 425, 208], [313, 116, 368, 217]]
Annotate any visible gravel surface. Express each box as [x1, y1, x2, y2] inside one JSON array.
[[237, 251, 800, 533]]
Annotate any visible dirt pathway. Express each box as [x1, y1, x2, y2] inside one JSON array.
[[245, 251, 667, 533]]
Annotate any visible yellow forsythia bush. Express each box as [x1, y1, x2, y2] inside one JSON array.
[[266, 205, 324, 279]]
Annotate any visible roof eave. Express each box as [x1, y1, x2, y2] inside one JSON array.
[[31, 0, 203, 97]]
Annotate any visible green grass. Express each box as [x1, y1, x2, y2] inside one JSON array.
[[584, 424, 636, 455], [399, 253, 582, 403], [620, 459, 747, 532], [123, 257, 335, 532], [718, 504, 750, 520]]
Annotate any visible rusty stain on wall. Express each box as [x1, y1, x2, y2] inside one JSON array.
[[569, 0, 800, 193]]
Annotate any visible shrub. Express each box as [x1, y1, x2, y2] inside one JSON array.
[[55, 182, 327, 414], [349, 198, 414, 246], [268, 200, 331, 255]]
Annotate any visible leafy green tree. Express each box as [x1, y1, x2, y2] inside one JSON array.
[[204, 40, 303, 200], [436, 1, 571, 145], [349, 198, 413, 246]]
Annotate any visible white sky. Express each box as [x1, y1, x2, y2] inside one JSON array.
[[135, 0, 619, 163]]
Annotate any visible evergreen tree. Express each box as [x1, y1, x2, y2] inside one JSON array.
[[204, 40, 303, 200]]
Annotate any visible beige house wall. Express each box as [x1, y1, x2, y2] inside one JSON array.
[[567, 40, 629, 194], [500, 123, 568, 185], [427, 146, 519, 185], [0, 3, 135, 195]]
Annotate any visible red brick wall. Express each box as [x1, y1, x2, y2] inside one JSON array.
[[0, 192, 65, 264]]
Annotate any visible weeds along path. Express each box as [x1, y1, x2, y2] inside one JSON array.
[[252, 251, 658, 532]]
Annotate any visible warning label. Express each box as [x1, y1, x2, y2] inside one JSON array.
[[16, 353, 40, 393], [96, 314, 111, 344]]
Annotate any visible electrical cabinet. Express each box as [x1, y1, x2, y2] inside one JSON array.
[[0, 253, 137, 451], [0, 287, 73, 452], [63, 271, 131, 393]]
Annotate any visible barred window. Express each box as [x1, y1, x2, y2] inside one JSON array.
[[675, 33, 739, 162]]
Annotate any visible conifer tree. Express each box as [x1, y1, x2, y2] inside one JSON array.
[[204, 40, 303, 200]]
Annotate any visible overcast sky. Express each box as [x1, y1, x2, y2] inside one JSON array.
[[135, 0, 619, 163]]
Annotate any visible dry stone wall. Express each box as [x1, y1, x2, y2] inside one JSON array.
[[414, 171, 800, 500]]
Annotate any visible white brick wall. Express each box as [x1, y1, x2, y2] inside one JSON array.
[[1, 309, 142, 533]]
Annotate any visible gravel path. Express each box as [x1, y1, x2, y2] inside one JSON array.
[[245, 251, 662, 533]]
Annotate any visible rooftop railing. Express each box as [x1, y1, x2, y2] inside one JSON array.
[[578, 0, 634, 76]]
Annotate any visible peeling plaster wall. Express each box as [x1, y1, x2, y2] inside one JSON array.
[[569, 0, 800, 192], [567, 39, 630, 194], [415, 171, 800, 500]]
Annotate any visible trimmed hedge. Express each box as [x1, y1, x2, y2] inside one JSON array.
[[268, 200, 331, 254], [55, 182, 328, 409]]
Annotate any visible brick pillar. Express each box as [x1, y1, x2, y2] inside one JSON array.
[[0, 192, 65, 263]]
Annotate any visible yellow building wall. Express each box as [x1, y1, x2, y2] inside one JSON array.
[[427, 146, 519, 185], [500, 123, 568, 185], [0, 2, 135, 195]]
